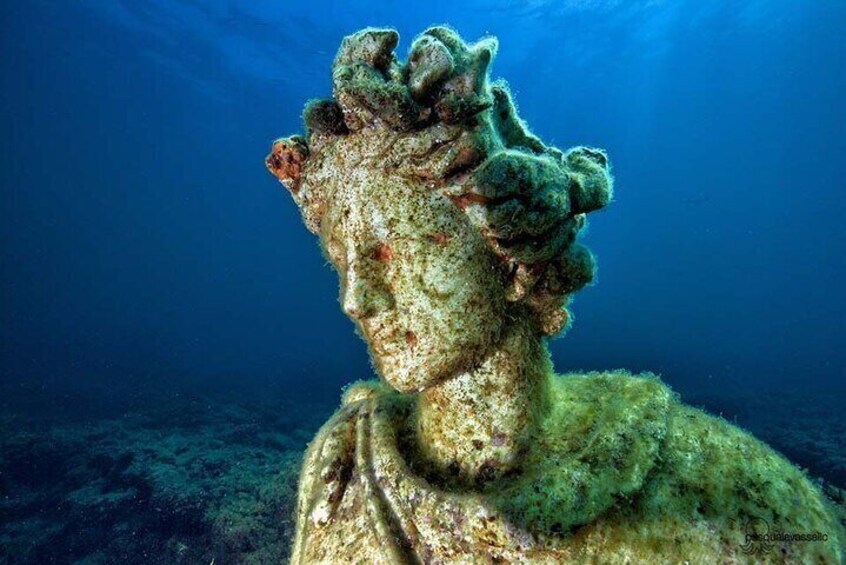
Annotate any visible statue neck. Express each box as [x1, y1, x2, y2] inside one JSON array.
[[413, 316, 551, 486]]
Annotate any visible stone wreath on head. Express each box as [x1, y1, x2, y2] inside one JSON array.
[[266, 26, 613, 337]]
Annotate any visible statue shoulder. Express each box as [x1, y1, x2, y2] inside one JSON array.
[[494, 371, 675, 533], [499, 372, 844, 560], [290, 380, 411, 564], [293, 399, 359, 531], [650, 402, 845, 553], [294, 380, 393, 526]]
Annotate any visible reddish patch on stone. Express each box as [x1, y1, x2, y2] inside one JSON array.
[[452, 146, 479, 169], [266, 139, 308, 193], [404, 330, 418, 347], [448, 192, 490, 210], [372, 242, 393, 262], [430, 232, 450, 245]]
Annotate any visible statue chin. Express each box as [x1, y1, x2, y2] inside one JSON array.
[[369, 338, 492, 394], [373, 360, 437, 394], [267, 26, 846, 565]]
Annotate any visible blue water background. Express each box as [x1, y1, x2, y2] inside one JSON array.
[[2, 0, 844, 406]]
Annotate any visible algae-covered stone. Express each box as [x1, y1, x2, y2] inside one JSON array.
[[290, 374, 845, 563], [266, 25, 845, 564]]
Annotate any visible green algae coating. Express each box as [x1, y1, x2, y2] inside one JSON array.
[[267, 25, 846, 564]]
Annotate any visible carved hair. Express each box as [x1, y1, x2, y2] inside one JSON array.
[[266, 27, 613, 336]]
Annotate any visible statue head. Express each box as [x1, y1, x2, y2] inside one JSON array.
[[267, 27, 612, 394]]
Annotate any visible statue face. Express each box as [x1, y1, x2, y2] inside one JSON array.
[[320, 171, 508, 393]]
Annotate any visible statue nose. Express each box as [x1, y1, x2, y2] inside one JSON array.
[[342, 261, 394, 320]]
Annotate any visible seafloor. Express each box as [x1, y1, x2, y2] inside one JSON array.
[[1, 380, 844, 564]]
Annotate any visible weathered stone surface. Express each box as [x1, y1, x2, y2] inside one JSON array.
[[267, 26, 845, 564]]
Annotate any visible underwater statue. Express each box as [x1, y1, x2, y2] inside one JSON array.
[[266, 27, 844, 564]]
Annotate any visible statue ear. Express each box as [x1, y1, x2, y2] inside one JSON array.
[[504, 262, 541, 303], [528, 295, 573, 337], [504, 243, 596, 336], [503, 262, 570, 336]]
